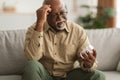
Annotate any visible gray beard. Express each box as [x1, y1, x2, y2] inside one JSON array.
[[56, 22, 66, 30], [56, 25, 66, 30]]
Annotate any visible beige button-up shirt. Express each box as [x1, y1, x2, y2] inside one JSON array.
[[24, 21, 97, 77]]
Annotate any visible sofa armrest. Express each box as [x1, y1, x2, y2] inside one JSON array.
[[117, 60, 120, 71]]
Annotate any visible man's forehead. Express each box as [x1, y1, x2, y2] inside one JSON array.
[[44, 0, 66, 9], [50, 5, 66, 12]]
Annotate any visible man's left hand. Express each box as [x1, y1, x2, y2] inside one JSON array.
[[80, 49, 96, 68]]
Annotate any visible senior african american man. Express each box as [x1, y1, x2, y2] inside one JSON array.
[[22, 0, 105, 80]]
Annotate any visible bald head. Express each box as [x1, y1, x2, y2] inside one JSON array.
[[43, 0, 67, 11], [43, 0, 64, 5]]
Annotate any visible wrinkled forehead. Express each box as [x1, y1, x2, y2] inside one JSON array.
[[43, 0, 67, 13]]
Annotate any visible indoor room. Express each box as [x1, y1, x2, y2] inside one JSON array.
[[0, 0, 120, 80]]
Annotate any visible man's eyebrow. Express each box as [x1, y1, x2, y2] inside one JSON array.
[[49, 11, 66, 14]]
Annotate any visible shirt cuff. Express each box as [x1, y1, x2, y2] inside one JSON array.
[[31, 30, 43, 41]]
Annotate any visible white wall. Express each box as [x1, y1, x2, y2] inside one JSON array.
[[0, 0, 43, 13], [0, 0, 41, 30], [0, 0, 98, 30], [116, 0, 120, 28], [0, 0, 74, 30], [1, 0, 119, 30], [74, 0, 98, 16]]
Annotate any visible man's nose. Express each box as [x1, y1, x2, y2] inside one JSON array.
[[57, 14, 63, 21]]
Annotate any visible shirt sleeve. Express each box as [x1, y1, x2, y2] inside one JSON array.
[[76, 27, 97, 71], [24, 24, 43, 60]]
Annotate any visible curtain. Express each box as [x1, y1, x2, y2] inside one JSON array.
[[97, 0, 116, 28]]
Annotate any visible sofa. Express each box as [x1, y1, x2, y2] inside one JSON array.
[[0, 28, 120, 80]]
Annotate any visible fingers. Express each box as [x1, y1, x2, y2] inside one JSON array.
[[42, 5, 51, 14], [39, 5, 51, 11], [41, 5, 51, 13], [36, 5, 51, 15], [80, 49, 96, 62], [80, 52, 88, 60], [80, 51, 91, 59], [93, 49, 97, 57]]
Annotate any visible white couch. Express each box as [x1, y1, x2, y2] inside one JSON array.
[[0, 28, 120, 80], [86, 29, 120, 80]]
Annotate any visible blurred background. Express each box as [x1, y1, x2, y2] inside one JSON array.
[[0, 0, 119, 30]]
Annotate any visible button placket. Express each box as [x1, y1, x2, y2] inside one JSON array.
[[53, 34, 57, 55], [52, 34, 58, 71], [54, 34, 57, 45], [53, 60, 58, 71]]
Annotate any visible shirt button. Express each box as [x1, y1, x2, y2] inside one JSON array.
[[38, 43, 40, 47], [54, 43, 57, 45], [54, 61, 57, 64], [38, 36, 41, 38], [38, 35, 43, 38]]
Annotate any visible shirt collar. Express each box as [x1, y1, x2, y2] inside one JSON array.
[[65, 21, 70, 33]]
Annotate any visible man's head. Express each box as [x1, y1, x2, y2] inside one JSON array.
[[43, 0, 68, 31]]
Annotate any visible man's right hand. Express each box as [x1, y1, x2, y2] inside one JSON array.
[[35, 5, 51, 32]]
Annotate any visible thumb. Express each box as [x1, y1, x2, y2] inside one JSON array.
[[93, 49, 97, 58]]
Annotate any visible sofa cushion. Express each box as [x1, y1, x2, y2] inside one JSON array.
[[117, 60, 120, 71], [0, 75, 21, 80], [86, 29, 120, 71], [103, 71, 120, 80], [0, 30, 27, 75]]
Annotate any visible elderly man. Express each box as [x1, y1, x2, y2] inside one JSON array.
[[22, 0, 105, 80]]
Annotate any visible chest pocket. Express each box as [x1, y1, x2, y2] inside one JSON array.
[[61, 44, 77, 61]]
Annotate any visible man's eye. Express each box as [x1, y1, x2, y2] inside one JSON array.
[[50, 13, 57, 16], [53, 14, 57, 16], [60, 12, 64, 15], [60, 12, 67, 15]]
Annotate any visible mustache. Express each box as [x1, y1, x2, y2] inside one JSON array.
[[56, 21, 66, 24]]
